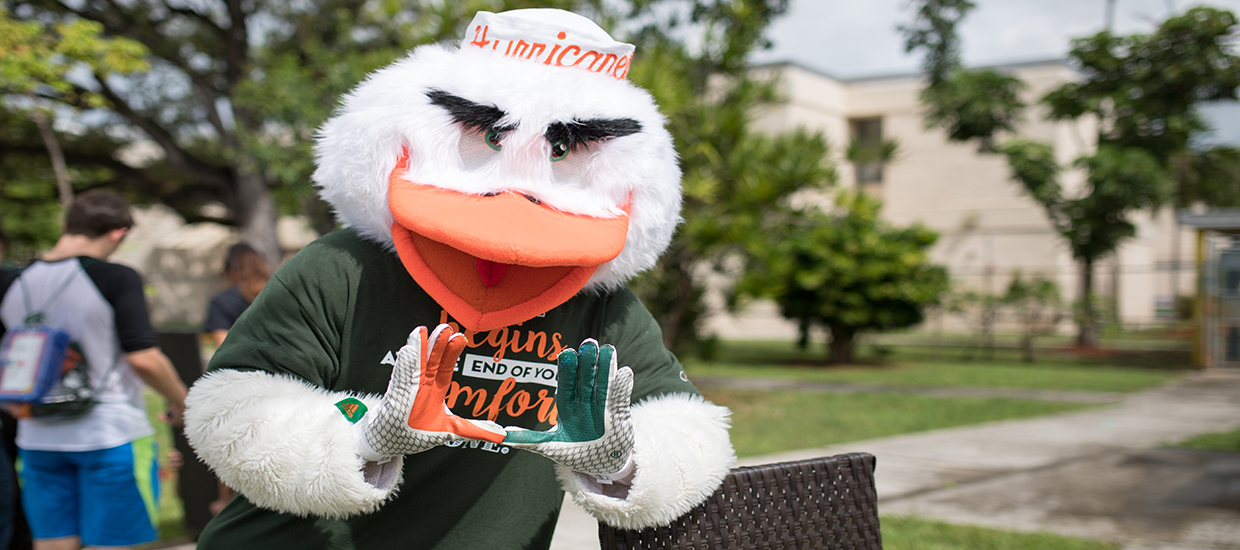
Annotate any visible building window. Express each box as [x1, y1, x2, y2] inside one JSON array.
[[848, 117, 891, 184]]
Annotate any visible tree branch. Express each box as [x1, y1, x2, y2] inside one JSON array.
[[92, 76, 232, 189], [224, 0, 251, 89]]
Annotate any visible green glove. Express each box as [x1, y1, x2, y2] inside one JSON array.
[[503, 339, 635, 478]]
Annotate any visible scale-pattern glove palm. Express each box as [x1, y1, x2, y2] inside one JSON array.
[[358, 324, 505, 462], [503, 339, 635, 477]]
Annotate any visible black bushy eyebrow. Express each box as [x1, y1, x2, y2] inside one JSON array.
[[545, 118, 643, 150], [426, 89, 514, 132]]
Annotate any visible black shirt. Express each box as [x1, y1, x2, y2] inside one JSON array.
[[203, 286, 250, 333]]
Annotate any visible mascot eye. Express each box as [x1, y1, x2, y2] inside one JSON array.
[[550, 140, 569, 161], [485, 129, 504, 151]]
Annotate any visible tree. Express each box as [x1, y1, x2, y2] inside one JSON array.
[[740, 192, 949, 364], [0, 104, 112, 259], [1002, 271, 1064, 363], [0, 7, 148, 211], [1000, 138, 1175, 347], [899, 0, 1026, 153], [5, 0, 592, 264], [6, 1, 834, 356], [6, 1, 829, 328], [897, 0, 972, 86], [945, 286, 1001, 360], [624, 0, 837, 355], [902, 2, 1240, 348]]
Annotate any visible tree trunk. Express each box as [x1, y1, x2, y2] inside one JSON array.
[[796, 317, 811, 351], [32, 110, 73, 213], [827, 323, 856, 365], [656, 249, 698, 351], [1077, 258, 1099, 348], [1170, 213, 1182, 315], [234, 171, 282, 269], [1020, 333, 1035, 362], [983, 299, 996, 360]]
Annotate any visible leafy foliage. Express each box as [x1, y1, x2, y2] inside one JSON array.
[[3, 0, 591, 261], [0, 7, 149, 102], [845, 136, 898, 167], [0, 105, 119, 259], [4, 0, 842, 359], [740, 192, 949, 364], [624, 0, 836, 356], [897, 0, 974, 86], [920, 69, 1025, 151], [1170, 144, 1240, 207], [905, 3, 1240, 347], [1045, 9, 1240, 156], [0, 6, 150, 219], [6, 1, 831, 339], [944, 286, 1001, 360], [1002, 271, 1064, 363]]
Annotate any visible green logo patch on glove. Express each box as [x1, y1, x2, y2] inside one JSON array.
[[335, 398, 368, 423]]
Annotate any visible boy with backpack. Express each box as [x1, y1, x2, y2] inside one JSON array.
[[0, 191, 187, 550]]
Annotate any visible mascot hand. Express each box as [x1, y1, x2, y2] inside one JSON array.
[[503, 340, 635, 479], [358, 324, 505, 462]]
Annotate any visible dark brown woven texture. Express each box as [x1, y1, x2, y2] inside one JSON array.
[[599, 453, 881, 550]]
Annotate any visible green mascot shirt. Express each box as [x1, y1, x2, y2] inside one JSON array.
[[196, 230, 698, 550]]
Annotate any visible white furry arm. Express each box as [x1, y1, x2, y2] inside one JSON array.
[[184, 369, 404, 519], [556, 393, 735, 529]]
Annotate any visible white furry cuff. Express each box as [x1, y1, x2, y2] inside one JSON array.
[[556, 393, 735, 530], [184, 369, 403, 519]]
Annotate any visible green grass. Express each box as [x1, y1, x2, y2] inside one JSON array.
[[143, 390, 193, 543], [703, 388, 1091, 457], [1171, 427, 1240, 452], [684, 341, 1178, 394], [881, 516, 1120, 549]]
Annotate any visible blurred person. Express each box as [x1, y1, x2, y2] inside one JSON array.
[[203, 243, 270, 348], [0, 191, 189, 550], [201, 242, 270, 515], [0, 219, 17, 270], [0, 221, 10, 267], [0, 218, 31, 550], [0, 218, 10, 550]]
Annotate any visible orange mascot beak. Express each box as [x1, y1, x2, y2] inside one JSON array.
[[387, 150, 630, 331]]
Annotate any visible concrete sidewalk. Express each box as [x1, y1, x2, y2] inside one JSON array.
[[550, 368, 1240, 550]]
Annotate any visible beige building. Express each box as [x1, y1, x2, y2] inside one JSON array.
[[712, 60, 1198, 340]]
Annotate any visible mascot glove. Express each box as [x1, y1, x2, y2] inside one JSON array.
[[503, 340, 635, 481], [357, 324, 505, 462]]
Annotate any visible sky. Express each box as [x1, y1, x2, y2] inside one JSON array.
[[748, 0, 1240, 144], [751, 0, 1240, 78]]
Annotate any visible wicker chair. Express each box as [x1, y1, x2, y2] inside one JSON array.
[[599, 453, 881, 550]]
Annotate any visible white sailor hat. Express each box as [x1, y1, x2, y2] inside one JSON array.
[[463, 9, 636, 81]]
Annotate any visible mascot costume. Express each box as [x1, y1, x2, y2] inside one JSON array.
[[184, 8, 735, 549]]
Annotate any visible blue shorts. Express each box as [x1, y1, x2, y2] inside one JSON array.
[[19, 437, 160, 546]]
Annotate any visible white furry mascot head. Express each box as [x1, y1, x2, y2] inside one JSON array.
[[313, 8, 681, 331]]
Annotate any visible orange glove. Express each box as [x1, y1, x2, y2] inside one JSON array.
[[358, 324, 505, 462]]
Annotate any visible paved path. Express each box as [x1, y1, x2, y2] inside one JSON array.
[[550, 368, 1240, 550]]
